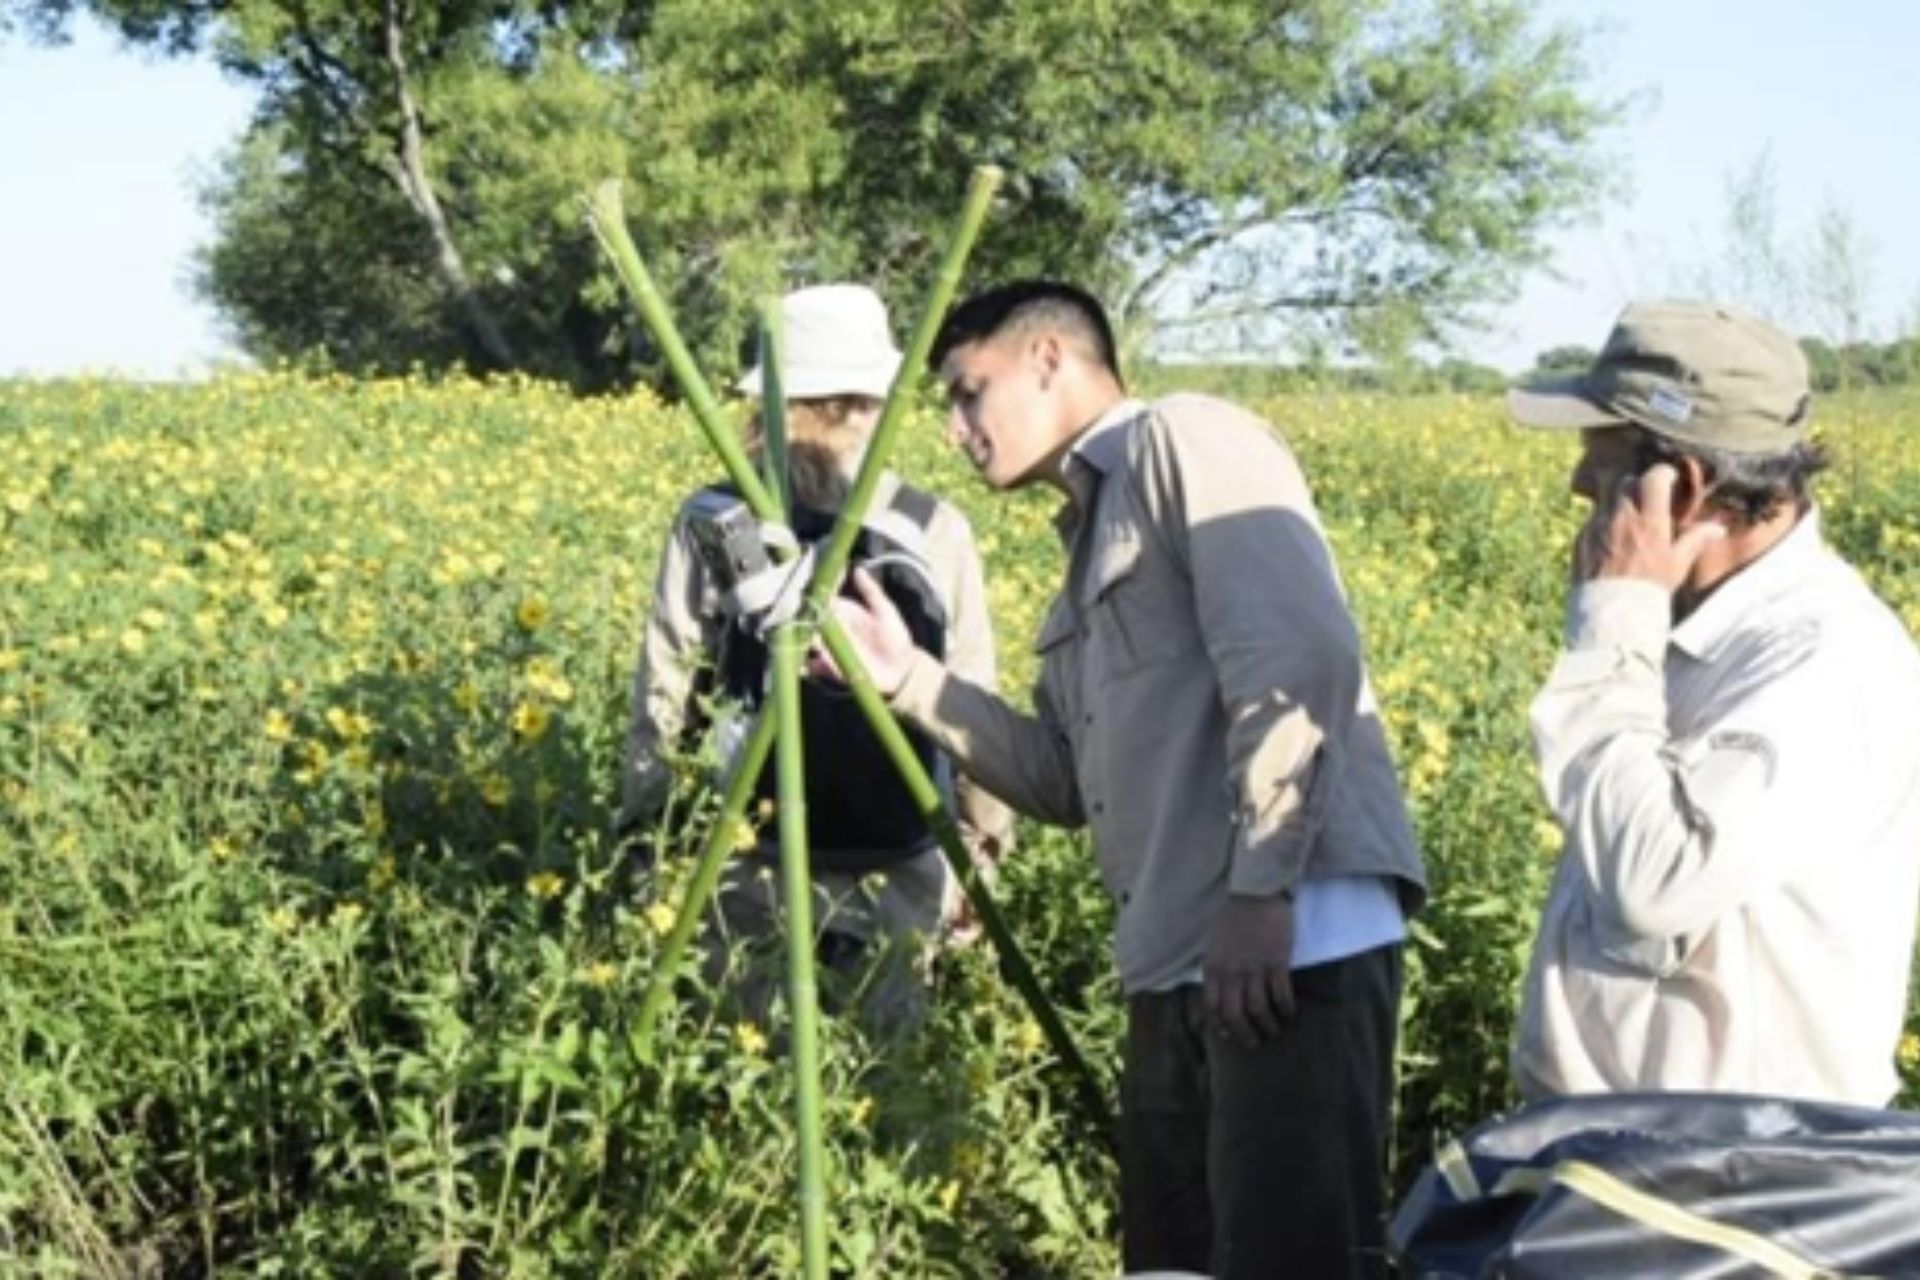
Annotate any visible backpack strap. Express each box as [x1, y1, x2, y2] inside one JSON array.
[[887, 482, 939, 531]]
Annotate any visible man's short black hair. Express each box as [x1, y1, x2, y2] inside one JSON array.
[[930, 280, 1122, 381]]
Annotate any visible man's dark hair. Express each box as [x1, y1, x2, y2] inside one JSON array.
[[1631, 428, 1831, 527], [930, 280, 1122, 382]]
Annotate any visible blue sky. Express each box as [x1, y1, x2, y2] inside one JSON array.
[[3, 2, 1916, 377]]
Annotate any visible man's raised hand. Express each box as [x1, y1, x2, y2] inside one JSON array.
[[812, 566, 918, 696]]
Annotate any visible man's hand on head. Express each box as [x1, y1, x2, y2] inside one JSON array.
[[1578, 463, 1726, 593]]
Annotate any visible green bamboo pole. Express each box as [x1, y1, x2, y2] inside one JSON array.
[[801, 166, 1001, 616], [758, 299, 792, 514], [771, 621, 828, 1280], [580, 180, 780, 522], [816, 614, 1112, 1144], [630, 708, 778, 1060], [760, 299, 831, 1280]]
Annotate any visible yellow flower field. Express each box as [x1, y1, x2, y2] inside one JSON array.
[[2, 371, 1917, 1274]]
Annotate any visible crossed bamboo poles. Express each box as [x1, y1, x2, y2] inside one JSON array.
[[582, 167, 1108, 1279]]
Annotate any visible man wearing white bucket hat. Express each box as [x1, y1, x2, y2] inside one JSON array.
[[619, 283, 1014, 1027]]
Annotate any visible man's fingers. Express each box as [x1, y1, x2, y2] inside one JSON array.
[[1243, 970, 1284, 1042], [1631, 464, 1679, 533], [1267, 967, 1297, 1023], [1207, 969, 1244, 1043], [1209, 970, 1271, 1046], [1673, 519, 1728, 572], [850, 564, 891, 614]]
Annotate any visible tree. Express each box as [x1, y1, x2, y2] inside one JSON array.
[[1522, 343, 1596, 383], [1806, 199, 1877, 357], [642, 0, 1616, 363], [11, 0, 1615, 388], [1683, 150, 1807, 329]]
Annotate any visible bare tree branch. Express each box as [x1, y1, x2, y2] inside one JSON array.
[[380, 0, 515, 369]]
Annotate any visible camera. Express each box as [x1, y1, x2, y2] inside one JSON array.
[[686, 494, 770, 596]]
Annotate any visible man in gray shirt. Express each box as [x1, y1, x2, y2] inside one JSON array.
[[827, 280, 1427, 1279]]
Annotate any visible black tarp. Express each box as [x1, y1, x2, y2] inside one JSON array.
[[1391, 1092, 1920, 1278]]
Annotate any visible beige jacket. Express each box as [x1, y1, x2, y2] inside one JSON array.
[[891, 394, 1427, 992], [619, 472, 1015, 858]]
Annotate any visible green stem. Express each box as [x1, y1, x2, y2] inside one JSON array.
[[759, 298, 791, 513], [801, 166, 1001, 614], [771, 623, 829, 1280], [816, 615, 1112, 1147], [630, 709, 779, 1061], [579, 181, 780, 520]]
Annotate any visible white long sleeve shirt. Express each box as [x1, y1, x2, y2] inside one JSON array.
[[1515, 509, 1920, 1106]]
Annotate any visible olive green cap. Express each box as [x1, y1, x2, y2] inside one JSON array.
[[1507, 300, 1813, 456]]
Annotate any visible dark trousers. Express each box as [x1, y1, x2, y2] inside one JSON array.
[[1119, 944, 1402, 1280]]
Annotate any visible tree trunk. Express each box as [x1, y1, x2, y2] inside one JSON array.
[[380, 0, 516, 370]]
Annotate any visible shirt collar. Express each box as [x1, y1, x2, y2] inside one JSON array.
[[1670, 506, 1827, 659], [1053, 398, 1148, 539]]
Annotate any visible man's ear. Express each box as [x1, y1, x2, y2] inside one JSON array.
[[1671, 454, 1715, 528], [1031, 331, 1063, 389]]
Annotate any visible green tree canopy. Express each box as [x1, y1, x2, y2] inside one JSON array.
[[12, 0, 1616, 390]]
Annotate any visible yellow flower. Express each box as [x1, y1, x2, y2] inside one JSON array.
[[325, 706, 373, 740], [524, 655, 574, 703], [849, 1095, 874, 1127], [331, 900, 365, 927], [1900, 1032, 1920, 1073], [644, 901, 677, 937], [511, 700, 552, 743], [118, 627, 147, 655], [210, 837, 236, 862], [268, 906, 300, 934], [1014, 1020, 1045, 1057], [526, 870, 566, 900], [938, 1179, 962, 1214], [515, 594, 551, 632], [580, 961, 619, 988], [731, 818, 760, 854], [452, 679, 482, 713], [478, 772, 512, 808], [734, 1022, 769, 1057], [263, 709, 295, 743]]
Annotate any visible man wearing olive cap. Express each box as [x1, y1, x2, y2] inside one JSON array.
[[1508, 299, 1920, 1106]]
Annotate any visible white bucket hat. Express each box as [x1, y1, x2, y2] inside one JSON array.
[[735, 283, 903, 401]]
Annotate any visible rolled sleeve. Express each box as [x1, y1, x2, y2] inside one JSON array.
[[892, 649, 1085, 829]]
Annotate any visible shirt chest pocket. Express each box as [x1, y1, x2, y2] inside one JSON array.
[[1077, 529, 1197, 680]]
